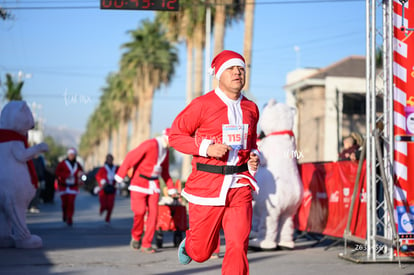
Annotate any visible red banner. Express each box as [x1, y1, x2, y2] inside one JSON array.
[[393, 0, 414, 255], [295, 161, 367, 239]]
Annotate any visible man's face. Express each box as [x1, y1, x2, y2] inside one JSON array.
[[68, 153, 76, 161], [106, 156, 114, 165], [218, 66, 245, 96]]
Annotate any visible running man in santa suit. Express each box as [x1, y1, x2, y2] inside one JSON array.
[[115, 129, 177, 254], [55, 148, 84, 226], [170, 50, 260, 275], [95, 154, 118, 224]]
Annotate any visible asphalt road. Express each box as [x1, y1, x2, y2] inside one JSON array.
[[0, 190, 412, 275]]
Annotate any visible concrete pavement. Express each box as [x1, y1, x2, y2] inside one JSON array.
[[0, 190, 412, 275]]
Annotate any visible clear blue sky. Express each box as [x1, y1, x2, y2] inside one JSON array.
[[0, 0, 366, 137]]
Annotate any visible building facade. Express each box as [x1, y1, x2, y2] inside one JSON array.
[[284, 56, 372, 163]]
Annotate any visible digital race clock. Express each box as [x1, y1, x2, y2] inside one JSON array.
[[100, 0, 179, 11]]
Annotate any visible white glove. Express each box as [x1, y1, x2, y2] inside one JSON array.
[[117, 181, 126, 189], [36, 142, 49, 152]]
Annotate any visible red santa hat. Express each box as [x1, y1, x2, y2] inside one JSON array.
[[162, 128, 171, 144], [210, 50, 246, 80], [162, 128, 171, 137]]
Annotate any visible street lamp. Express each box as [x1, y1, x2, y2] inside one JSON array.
[[294, 46, 300, 69]]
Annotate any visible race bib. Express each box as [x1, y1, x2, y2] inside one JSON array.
[[152, 165, 162, 177], [222, 124, 248, 150], [66, 175, 75, 185]]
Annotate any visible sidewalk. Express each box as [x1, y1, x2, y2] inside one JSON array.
[[0, 190, 411, 275]]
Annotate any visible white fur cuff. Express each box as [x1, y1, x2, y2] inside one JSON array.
[[199, 139, 214, 157], [168, 188, 178, 195], [114, 174, 124, 183]]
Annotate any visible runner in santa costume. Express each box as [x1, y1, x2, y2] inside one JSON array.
[[55, 148, 84, 226], [95, 154, 118, 224], [115, 129, 177, 253], [170, 50, 260, 275]]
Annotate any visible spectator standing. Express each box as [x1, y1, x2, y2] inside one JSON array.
[[28, 154, 46, 213], [338, 134, 360, 162]]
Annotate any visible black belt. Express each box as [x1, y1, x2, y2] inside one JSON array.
[[196, 163, 248, 175], [139, 174, 159, 181]]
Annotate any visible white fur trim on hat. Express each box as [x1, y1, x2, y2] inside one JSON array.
[[215, 58, 246, 80], [208, 66, 215, 76], [67, 148, 77, 155]]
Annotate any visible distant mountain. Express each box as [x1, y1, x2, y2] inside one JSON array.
[[43, 124, 83, 148]]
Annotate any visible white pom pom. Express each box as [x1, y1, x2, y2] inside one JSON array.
[[208, 67, 215, 76]]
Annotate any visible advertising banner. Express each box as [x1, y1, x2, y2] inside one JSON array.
[[295, 161, 367, 239], [393, 0, 414, 256]]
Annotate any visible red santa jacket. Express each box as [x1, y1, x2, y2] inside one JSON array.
[[169, 88, 260, 206], [96, 164, 118, 187], [115, 137, 176, 195], [95, 164, 118, 194], [55, 159, 84, 195]]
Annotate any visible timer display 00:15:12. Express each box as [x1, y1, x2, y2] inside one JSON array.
[[101, 0, 179, 11]]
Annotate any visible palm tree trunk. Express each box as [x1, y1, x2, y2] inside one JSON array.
[[186, 40, 194, 104], [132, 104, 139, 149], [118, 114, 129, 162], [87, 156, 93, 171], [95, 141, 101, 168], [194, 22, 204, 98], [182, 20, 206, 181], [135, 81, 153, 146], [243, 0, 255, 97], [212, 0, 226, 90], [181, 41, 195, 181], [111, 126, 118, 161], [213, 0, 226, 56], [99, 136, 108, 165]]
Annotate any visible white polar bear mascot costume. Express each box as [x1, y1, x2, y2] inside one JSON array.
[[249, 99, 303, 250], [0, 101, 48, 248]]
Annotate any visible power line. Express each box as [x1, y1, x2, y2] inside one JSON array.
[[1, 30, 363, 79], [2, 0, 95, 3], [2, 0, 364, 10], [1, 0, 361, 3]]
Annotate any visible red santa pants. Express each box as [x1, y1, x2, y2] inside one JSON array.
[[99, 192, 115, 222], [185, 186, 253, 275], [130, 191, 159, 248], [60, 193, 76, 225]]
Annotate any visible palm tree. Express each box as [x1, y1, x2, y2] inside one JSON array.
[[120, 19, 178, 147], [156, 0, 207, 100], [211, 0, 245, 89], [99, 77, 122, 158], [212, 0, 245, 56], [212, 0, 226, 57], [156, 1, 207, 180], [79, 109, 102, 167], [0, 8, 12, 20], [80, 74, 119, 166], [106, 72, 135, 161], [3, 73, 23, 101], [243, 0, 255, 96], [191, 4, 207, 98]]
